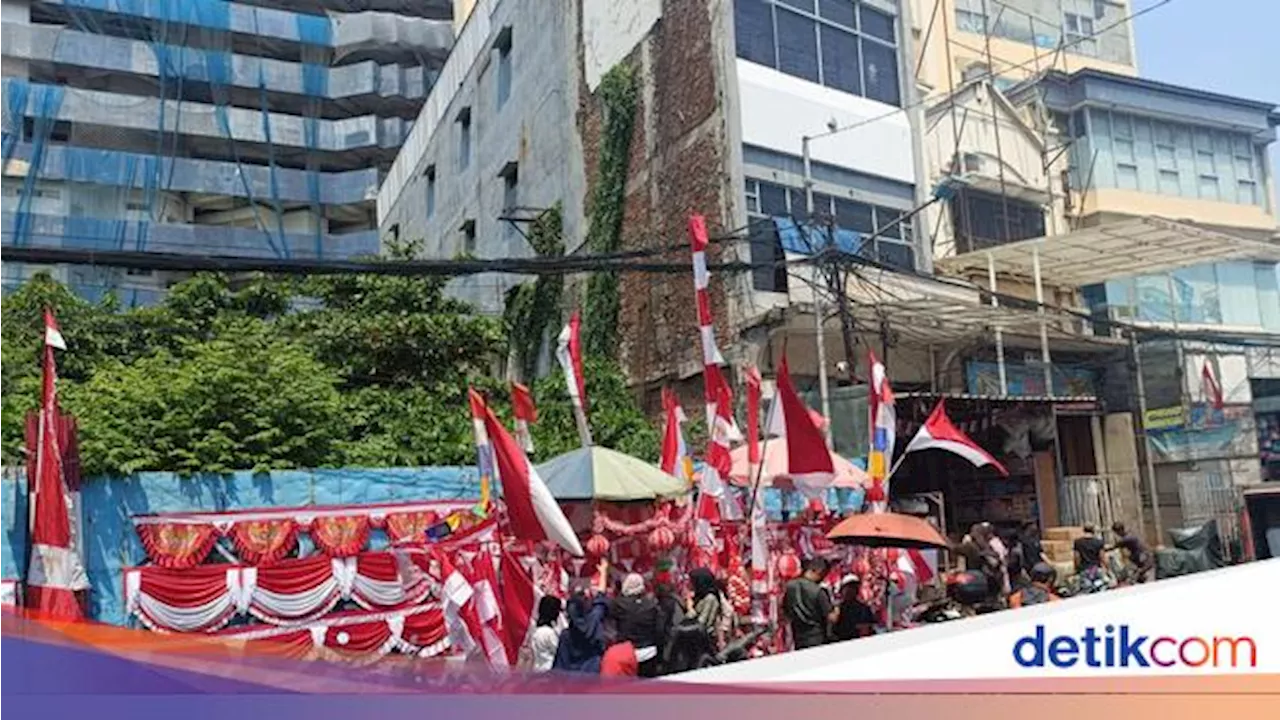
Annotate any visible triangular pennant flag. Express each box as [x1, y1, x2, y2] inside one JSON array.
[[903, 400, 1008, 475]]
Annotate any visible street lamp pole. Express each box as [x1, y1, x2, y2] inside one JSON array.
[[802, 135, 833, 448]]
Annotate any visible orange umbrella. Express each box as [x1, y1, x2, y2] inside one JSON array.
[[827, 512, 949, 550]]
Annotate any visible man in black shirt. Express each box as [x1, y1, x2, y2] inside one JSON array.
[[1110, 522, 1154, 582], [1073, 524, 1105, 571], [782, 557, 837, 650]]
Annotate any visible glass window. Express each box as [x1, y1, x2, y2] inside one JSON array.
[[1116, 163, 1139, 190], [458, 113, 472, 171], [759, 181, 790, 216], [835, 197, 874, 233], [748, 220, 788, 293], [818, 0, 855, 27], [1198, 175, 1219, 201], [745, 179, 761, 213], [776, 8, 820, 83], [735, 0, 776, 67], [859, 5, 895, 42], [425, 165, 436, 218], [820, 25, 861, 95], [1256, 263, 1280, 331], [861, 38, 899, 106], [1237, 180, 1257, 205], [1158, 169, 1180, 196], [496, 38, 513, 108], [876, 240, 914, 271], [778, 0, 814, 11]]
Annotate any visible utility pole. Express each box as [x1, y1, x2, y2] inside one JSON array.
[[802, 136, 834, 447]]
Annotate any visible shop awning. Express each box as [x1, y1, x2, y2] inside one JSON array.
[[896, 391, 1100, 404], [936, 216, 1280, 286], [838, 296, 1122, 347]]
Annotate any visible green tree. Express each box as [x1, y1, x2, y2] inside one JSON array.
[[530, 355, 659, 460]]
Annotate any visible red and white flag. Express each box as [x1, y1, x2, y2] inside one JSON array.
[[1201, 361, 1224, 410], [744, 367, 768, 593], [659, 387, 694, 484], [470, 390, 584, 556], [764, 356, 834, 485], [461, 551, 510, 667], [498, 547, 539, 665], [25, 309, 88, 620], [510, 382, 537, 454], [427, 546, 484, 660], [902, 400, 1008, 475], [556, 312, 592, 447]]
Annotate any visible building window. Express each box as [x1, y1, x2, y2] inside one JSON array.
[[501, 163, 518, 212], [733, 0, 902, 107], [1062, 0, 1098, 57], [954, 0, 987, 34], [744, 179, 790, 293], [950, 188, 1046, 253], [424, 164, 437, 218], [461, 219, 477, 255], [457, 107, 472, 171], [495, 27, 513, 109]]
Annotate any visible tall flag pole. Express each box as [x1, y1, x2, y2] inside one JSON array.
[[25, 309, 88, 620], [469, 389, 496, 516], [688, 214, 729, 433], [510, 382, 538, 454], [555, 311, 592, 447], [469, 389, 583, 556], [866, 351, 896, 512], [744, 367, 768, 595]]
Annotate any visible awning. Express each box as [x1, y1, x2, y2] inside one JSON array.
[[936, 216, 1280, 286]]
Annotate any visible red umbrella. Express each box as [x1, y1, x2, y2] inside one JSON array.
[[826, 512, 949, 550]]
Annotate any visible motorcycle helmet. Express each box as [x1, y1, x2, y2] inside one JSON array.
[[946, 570, 989, 605]]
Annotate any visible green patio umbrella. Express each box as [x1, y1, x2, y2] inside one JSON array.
[[536, 446, 688, 501]]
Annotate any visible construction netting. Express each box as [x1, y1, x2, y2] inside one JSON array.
[[2, 0, 452, 304]]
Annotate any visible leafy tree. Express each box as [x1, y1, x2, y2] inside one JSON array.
[[530, 355, 659, 460], [63, 319, 348, 476]]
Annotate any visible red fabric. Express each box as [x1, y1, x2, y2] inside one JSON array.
[[914, 400, 1009, 475], [245, 630, 313, 659], [138, 565, 229, 607], [401, 607, 448, 649], [775, 357, 834, 477], [511, 382, 537, 423], [498, 547, 537, 665], [601, 642, 638, 677], [688, 214, 710, 253], [310, 515, 370, 557], [255, 555, 332, 595], [25, 586, 81, 620], [324, 618, 392, 654], [659, 387, 682, 476], [384, 511, 438, 544], [229, 519, 297, 566], [137, 522, 220, 569], [353, 552, 399, 583], [565, 311, 588, 414], [478, 397, 547, 544], [1202, 362, 1224, 410]]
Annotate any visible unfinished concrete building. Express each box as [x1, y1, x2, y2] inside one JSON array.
[[1, 0, 453, 304]]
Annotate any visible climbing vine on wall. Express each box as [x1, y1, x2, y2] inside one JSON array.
[[504, 203, 564, 381], [582, 64, 638, 358]]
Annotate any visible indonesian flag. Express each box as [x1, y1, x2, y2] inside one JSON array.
[[26, 309, 88, 620], [498, 547, 539, 665], [659, 387, 694, 484], [744, 368, 767, 592], [469, 389, 583, 556], [866, 351, 896, 508], [461, 551, 510, 667], [1201, 361, 1224, 410], [902, 400, 1008, 475], [427, 546, 484, 660], [556, 312, 592, 447], [510, 382, 537, 454], [764, 356, 834, 485]]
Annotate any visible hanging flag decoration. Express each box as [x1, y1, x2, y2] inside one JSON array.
[[659, 387, 694, 485], [744, 367, 768, 593], [460, 551, 510, 667], [1201, 360, 1224, 410], [764, 356, 834, 484], [901, 400, 1008, 475], [25, 309, 89, 620], [469, 389, 584, 556], [688, 214, 729, 432], [866, 351, 896, 509], [556, 312, 593, 447], [510, 382, 538, 454], [498, 547, 540, 665]]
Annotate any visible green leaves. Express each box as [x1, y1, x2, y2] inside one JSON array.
[[2, 264, 659, 477]]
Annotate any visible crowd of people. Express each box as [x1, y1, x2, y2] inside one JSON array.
[[514, 520, 1156, 677]]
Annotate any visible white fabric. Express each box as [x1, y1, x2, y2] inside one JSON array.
[[692, 252, 709, 290], [528, 624, 559, 671], [524, 456, 585, 556], [45, 324, 66, 350], [765, 397, 785, 437], [471, 579, 500, 624], [135, 592, 234, 633], [904, 428, 1000, 470], [331, 557, 357, 599], [309, 625, 328, 647], [699, 326, 723, 365], [0, 580, 18, 607], [250, 578, 340, 624], [125, 570, 142, 613], [635, 646, 658, 662], [440, 570, 473, 609], [514, 419, 534, 454], [27, 543, 90, 591]]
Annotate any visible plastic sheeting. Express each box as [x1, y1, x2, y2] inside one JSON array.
[[0, 466, 481, 626]]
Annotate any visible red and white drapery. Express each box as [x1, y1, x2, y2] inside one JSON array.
[[125, 551, 436, 633], [221, 604, 450, 664], [133, 501, 484, 569]]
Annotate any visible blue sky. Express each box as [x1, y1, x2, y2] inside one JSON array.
[[1132, 0, 1279, 198]]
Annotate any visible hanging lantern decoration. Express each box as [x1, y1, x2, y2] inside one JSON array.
[[585, 532, 610, 558], [648, 525, 676, 553], [775, 550, 801, 581]]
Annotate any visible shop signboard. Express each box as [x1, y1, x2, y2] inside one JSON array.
[[1147, 406, 1258, 464], [965, 361, 1098, 397]]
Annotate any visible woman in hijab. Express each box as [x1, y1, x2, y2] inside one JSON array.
[[830, 575, 876, 641], [552, 587, 608, 673], [609, 573, 662, 677], [685, 567, 722, 650], [521, 595, 563, 671]]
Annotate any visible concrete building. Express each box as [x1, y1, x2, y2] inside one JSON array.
[[1, 0, 454, 304], [377, 0, 927, 391]]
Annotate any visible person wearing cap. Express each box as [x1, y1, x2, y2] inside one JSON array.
[[1008, 563, 1060, 608], [830, 574, 877, 641]]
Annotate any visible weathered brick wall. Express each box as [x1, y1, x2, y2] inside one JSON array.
[[575, 0, 738, 402]]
